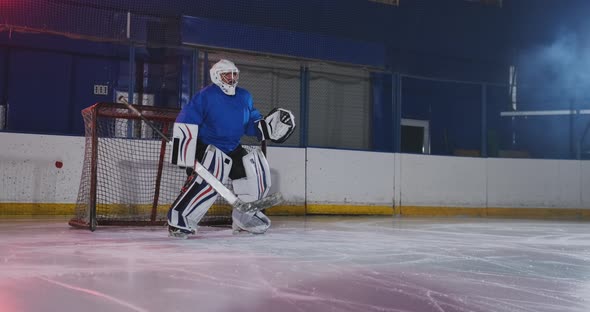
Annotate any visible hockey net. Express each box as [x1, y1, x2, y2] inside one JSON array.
[[69, 102, 241, 230]]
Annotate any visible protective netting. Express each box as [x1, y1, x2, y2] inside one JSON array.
[[1, 0, 181, 45], [69, 102, 232, 230], [308, 65, 371, 149]]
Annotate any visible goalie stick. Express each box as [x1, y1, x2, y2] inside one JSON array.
[[117, 97, 283, 213]]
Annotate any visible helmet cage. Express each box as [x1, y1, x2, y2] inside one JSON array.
[[210, 59, 240, 95]]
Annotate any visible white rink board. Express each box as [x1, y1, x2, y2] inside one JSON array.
[[487, 158, 582, 208], [0, 133, 84, 203], [0, 133, 308, 205], [306, 148, 395, 205], [400, 154, 486, 207], [582, 161, 590, 207], [0, 132, 589, 211], [266, 146, 306, 204]]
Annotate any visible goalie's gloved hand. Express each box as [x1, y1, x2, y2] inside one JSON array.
[[257, 108, 296, 143]]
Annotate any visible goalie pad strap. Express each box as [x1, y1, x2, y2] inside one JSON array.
[[170, 122, 198, 167], [257, 120, 271, 142]]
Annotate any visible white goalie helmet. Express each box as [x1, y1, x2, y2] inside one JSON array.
[[210, 59, 240, 95]]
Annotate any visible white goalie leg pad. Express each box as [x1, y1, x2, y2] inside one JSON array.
[[232, 209, 271, 234], [168, 145, 232, 231], [231, 149, 271, 203], [170, 122, 199, 167]]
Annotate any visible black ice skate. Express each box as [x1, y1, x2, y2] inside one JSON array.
[[168, 225, 195, 239]]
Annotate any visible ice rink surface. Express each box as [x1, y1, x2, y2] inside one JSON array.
[[0, 216, 589, 312]]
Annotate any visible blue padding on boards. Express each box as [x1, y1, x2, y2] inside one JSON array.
[[7, 50, 72, 134], [371, 72, 394, 152], [181, 16, 385, 67]]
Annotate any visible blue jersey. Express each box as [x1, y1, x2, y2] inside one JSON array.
[[176, 84, 263, 154]]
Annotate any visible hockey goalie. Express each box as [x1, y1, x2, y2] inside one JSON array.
[[167, 59, 296, 238]]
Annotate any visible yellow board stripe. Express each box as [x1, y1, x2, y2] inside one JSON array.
[[0, 203, 232, 217], [266, 205, 306, 216], [399, 206, 590, 219], [1, 203, 590, 220], [0, 203, 76, 216], [400, 206, 487, 217], [486, 207, 590, 219], [306, 204, 394, 215]]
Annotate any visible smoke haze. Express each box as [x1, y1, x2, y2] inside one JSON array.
[[518, 26, 590, 108]]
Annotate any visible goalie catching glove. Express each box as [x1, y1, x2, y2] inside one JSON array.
[[257, 108, 296, 143]]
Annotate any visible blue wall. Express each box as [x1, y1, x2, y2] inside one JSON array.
[[402, 77, 483, 155], [0, 0, 514, 137], [181, 16, 386, 68], [0, 47, 7, 108], [389, 0, 509, 82], [0, 30, 190, 135], [2, 0, 513, 77], [7, 50, 73, 134]]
